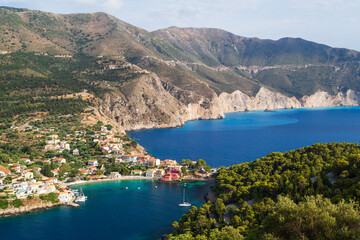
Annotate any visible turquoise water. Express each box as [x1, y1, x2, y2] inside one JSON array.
[[0, 180, 212, 240], [129, 107, 360, 167]]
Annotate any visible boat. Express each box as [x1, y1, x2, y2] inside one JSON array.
[[75, 187, 87, 202], [179, 186, 191, 207]]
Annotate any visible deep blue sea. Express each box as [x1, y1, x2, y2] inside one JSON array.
[[129, 107, 360, 167], [3, 107, 360, 240]]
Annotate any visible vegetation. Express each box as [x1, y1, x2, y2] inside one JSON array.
[[11, 199, 23, 208], [170, 142, 360, 239], [39, 192, 59, 204]]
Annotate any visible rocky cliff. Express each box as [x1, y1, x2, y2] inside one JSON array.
[[97, 74, 360, 131]]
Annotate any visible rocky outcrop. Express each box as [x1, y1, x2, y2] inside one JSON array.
[[300, 89, 360, 108], [97, 73, 223, 131], [0, 202, 75, 217], [218, 88, 360, 113], [217, 87, 302, 112], [97, 74, 360, 132]]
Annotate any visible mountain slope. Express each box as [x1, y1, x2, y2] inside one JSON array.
[[1, 7, 360, 131]]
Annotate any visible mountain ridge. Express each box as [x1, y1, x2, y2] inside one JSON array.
[[1, 7, 360, 132]]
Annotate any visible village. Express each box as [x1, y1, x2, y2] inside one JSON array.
[[0, 119, 212, 210]]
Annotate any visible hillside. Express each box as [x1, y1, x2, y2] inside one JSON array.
[[169, 142, 360, 239], [1, 7, 360, 131]]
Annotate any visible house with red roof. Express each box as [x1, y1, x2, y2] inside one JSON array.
[[88, 160, 99, 167]]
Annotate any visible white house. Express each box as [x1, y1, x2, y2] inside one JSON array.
[[58, 192, 72, 203], [23, 171, 34, 179], [110, 172, 121, 178], [88, 160, 99, 167], [146, 169, 157, 178], [73, 149, 79, 155], [122, 155, 138, 163]]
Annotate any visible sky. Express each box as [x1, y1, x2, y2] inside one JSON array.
[[1, 0, 360, 51]]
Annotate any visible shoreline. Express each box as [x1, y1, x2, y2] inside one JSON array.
[[66, 176, 154, 186], [126, 106, 360, 132], [67, 175, 213, 187], [0, 202, 79, 218]]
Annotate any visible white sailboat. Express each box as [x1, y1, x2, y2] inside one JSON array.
[[75, 187, 87, 202], [179, 187, 191, 207]]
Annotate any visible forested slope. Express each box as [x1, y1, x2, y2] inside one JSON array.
[[170, 142, 360, 239]]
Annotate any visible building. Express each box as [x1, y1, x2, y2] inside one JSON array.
[[146, 169, 157, 178], [59, 141, 70, 150], [131, 170, 143, 176], [122, 155, 138, 163], [73, 149, 79, 155], [23, 171, 34, 179], [88, 160, 99, 167], [53, 158, 66, 164], [153, 169, 165, 179], [0, 165, 11, 176], [58, 192, 72, 203], [110, 172, 121, 178]]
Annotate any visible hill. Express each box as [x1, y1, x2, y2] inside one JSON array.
[[169, 142, 360, 239], [0, 7, 360, 131]]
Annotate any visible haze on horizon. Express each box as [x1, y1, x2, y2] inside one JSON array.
[[1, 0, 360, 51]]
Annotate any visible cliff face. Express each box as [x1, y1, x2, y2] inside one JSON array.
[[97, 74, 223, 131], [98, 75, 360, 131]]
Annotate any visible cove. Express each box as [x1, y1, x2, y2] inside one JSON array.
[[0, 180, 212, 240], [129, 107, 360, 167]]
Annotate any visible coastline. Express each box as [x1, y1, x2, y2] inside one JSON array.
[[127, 105, 360, 132], [67, 175, 213, 187], [66, 176, 154, 186], [0, 201, 79, 218]]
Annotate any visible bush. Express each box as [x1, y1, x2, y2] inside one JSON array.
[[39, 192, 59, 204], [0, 199, 8, 209], [11, 199, 23, 208]]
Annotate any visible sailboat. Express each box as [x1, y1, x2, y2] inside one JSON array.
[[75, 187, 87, 202], [179, 187, 191, 207]]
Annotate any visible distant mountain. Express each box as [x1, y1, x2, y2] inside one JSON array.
[[1, 7, 360, 131]]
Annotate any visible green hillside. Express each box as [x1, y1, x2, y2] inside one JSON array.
[[170, 142, 360, 239]]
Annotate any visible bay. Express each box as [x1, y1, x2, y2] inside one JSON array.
[[0, 180, 212, 240], [129, 107, 360, 167]]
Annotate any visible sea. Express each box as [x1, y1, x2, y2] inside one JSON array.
[[129, 107, 360, 167], [2, 107, 360, 239]]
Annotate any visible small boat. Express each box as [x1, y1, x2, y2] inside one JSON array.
[[125, 187, 128, 189], [179, 186, 191, 207], [138, 187, 140, 189], [75, 187, 87, 202], [155, 186, 158, 188]]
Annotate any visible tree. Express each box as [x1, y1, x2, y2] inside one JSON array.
[[40, 164, 53, 178], [105, 124, 113, 131], [181, 166, 188, 176], [263, 195, 360, 240], [180, 159, 193, 167], [214, 198, 226, 222], [196, 159, 207, 169], [209, 226, 244, 240], [0, 153, 10, 163], [59, 163, 71, 176], [68, 168, 79, 178]]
